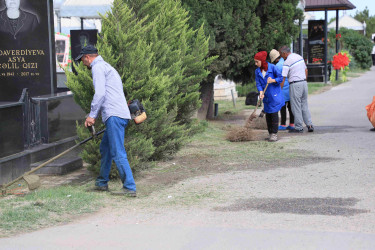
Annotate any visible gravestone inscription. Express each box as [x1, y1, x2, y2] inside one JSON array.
[[0, 0, 56, 102]]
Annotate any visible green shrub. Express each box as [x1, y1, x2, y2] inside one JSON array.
[[340, 28, 373, 69]]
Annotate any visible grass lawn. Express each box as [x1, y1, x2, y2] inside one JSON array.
[[0, 185, 105, 237]]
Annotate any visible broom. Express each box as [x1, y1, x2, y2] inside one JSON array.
[[246, 81, 270, 126], [226, 82, 270, 142]]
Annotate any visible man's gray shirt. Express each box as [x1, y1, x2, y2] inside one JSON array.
[[282, 53, 307, 83], [89, 56, 131, 123]]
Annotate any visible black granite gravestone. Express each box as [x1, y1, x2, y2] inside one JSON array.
[[308, 20, 325, 64], [307, 20, 325, 82], [0, 0, 56, 102], [70, 29, 98, 73]]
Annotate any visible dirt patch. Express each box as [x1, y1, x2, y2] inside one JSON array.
[[136, 153, 335, 197], [226, 126, 268, 142], [213, 197, 369, 216]]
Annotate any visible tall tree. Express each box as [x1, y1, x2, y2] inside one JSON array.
[[256, 0, 303, 51], [182, 0, 302, 119], [182, 0, 261, 118], [354, 7, 375, 40]]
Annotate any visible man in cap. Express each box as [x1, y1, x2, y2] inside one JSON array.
[[279, 46, 314, 133], [75, 45, 136, 197]]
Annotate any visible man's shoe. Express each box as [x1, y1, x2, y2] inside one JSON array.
[[111, 188, 137, 197], [278, 125, 287, 130], [307, 125, 314, 132], [87, 185, 109, 192], [268, 133, 278, 142], [370, 128, 375, 131], [289, 128, 303, 133]]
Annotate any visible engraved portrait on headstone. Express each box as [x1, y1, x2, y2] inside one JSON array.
[[70, 29, 97, 73], [0, 0, 40, 40], [73, 31, 90, 59], [70, 30, 98, 64]]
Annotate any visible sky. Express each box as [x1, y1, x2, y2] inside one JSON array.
[[312, 0, 375, 20]]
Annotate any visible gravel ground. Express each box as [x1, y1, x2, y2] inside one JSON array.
[[1, 68, 375, 249]]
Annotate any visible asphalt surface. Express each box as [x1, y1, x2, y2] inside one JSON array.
[[1, 68, 375, 249]]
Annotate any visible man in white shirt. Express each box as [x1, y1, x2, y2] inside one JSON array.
[[279, 46, 314, 133]]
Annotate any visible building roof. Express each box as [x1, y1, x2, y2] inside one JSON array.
[[305, 0, 356, 11], [57, 0, 114, 18], [327, 15, 365, 30]]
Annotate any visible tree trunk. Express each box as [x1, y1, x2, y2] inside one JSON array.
[[197, 80, 214, 120]]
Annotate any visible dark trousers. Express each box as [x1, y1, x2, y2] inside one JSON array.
[[280, 101, 294, 125], [266, 112, 279, 134], [372, 54, 375, 66]]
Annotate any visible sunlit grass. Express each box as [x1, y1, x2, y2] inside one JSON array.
[[0, 185, 105, 236]]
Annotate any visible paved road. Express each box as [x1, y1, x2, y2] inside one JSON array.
[[1, 68, 375, 249]]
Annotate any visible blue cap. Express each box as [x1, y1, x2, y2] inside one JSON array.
[[75, 45, 98, 61]]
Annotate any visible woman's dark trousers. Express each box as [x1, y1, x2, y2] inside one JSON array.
[[280, 101, 294, 125], [266, 112, 279, 134]]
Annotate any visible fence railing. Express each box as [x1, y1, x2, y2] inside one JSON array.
[[19, 88, 41, 148]]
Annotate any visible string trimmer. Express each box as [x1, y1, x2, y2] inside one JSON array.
[[1, 126, 105, 195]]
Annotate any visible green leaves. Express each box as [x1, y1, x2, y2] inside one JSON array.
[[182, 0, 302, 83], [338, 28, 373, 70]]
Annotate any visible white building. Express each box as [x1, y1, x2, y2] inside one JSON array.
[[327, 14, 366, 34]]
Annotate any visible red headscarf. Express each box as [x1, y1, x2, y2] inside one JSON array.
[[254, 51, 268, 72]]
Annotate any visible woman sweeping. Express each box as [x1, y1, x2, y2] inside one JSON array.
[[254, 51, 284, 142]]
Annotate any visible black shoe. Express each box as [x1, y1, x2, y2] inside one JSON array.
[[87, 185, 109, 192], [307, 125, 314, 132], [370, 128, 375, 131], [289, 129, 304, 133], [110, 188, 137, 197]]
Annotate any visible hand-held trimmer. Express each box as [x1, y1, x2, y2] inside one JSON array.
[[1, 126, 105, 195]]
